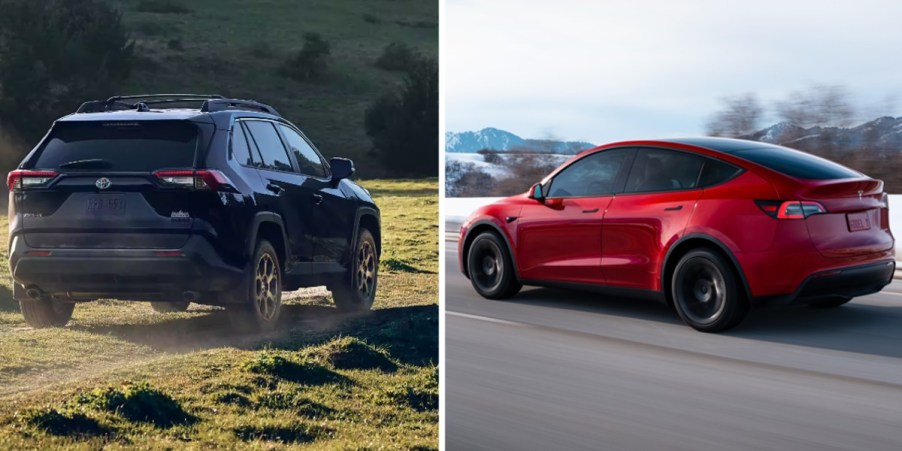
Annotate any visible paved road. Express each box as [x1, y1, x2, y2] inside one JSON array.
[[445, 238, 902, 451]]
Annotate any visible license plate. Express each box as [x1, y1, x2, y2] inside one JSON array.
[[86, 196, 126, 215], [847, 212, 870, 232]]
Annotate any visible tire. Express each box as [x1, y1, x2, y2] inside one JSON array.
[[227, 240, 282, 332], [150, 301, 190, 313], [20, 297, 75, 328], [331, 228, 378, 312], [466, 232, 522, 299], [808, 297, 853, 309], [671, 249, 748, 332]]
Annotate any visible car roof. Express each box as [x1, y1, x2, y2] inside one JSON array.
[[652, 137, 787, 154]]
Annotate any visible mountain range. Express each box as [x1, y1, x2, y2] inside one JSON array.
[[445, 128, 596, 154]]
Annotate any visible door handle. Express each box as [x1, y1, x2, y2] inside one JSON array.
[[582, 208, 599, 213], [312, 193, 324, 206], [266, 183, 284, 194], [664, 205, 683, 211]]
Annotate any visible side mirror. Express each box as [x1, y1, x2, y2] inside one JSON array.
[[528, 183, 545, 202], [330, 157, 355, 183]]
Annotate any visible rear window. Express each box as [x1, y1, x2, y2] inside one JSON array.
[[698, 159, 742, 187], [32, 121, 198, 171], [729, 145, 861, 180]]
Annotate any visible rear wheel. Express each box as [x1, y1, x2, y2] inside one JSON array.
[[227, 240, 282, 332], [671, 249, 748, 332], [808, 297, 852, 308], [466, 232, 521, 299], [20, 297, 75, 328], [331, 228, 378, 312], [150, 301, 190, 313]]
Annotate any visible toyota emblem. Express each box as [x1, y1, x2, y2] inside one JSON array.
[[95, 177, 111, 190]]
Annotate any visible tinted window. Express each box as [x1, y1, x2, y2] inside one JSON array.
[[231, 124, 257, 166], [547, 149, 631, 197], [34, 121, 197, 171], [277, 124, 326, 177], [243, 121, 294, 172], [698, 159, 742, 187], [730, 146, 861, 179], [624, 149, 704, 193]]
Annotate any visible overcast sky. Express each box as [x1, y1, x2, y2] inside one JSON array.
[[445, 0, 902, 144]]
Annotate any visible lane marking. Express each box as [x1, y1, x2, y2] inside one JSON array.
[[447, 311, 525, 326]]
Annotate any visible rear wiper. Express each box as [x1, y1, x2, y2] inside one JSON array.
[[58, 159, 113, 169]]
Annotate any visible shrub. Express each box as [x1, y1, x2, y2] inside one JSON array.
[[279, 33, 331, 81], [365, 57, 438, 177], [0, 0, 135, 143], [375, 42, 417, 71]]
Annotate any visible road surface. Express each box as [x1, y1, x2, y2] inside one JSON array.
[[445, 235, 902, 450]]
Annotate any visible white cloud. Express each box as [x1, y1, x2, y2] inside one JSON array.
[[446, 0, 902, 143]]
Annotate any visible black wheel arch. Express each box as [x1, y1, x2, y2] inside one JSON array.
[[461, 220, 520, 281], [661, 233, 753, 306], [352, 206, 381, 259], [248, 212, 290, 268]]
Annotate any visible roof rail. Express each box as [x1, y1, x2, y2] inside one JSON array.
[[201, 98, 280, 116], [74, 94, 280, 116]]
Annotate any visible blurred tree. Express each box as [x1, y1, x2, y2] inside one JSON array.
[[776, 84, 854, 128], [706, 93, 763, 137], [0, 0, 135, 143], [365, 57, 438, 177]]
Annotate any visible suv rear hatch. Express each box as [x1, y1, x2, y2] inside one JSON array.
[[797, 179, 894, 258], [13, 120, 203, 250]]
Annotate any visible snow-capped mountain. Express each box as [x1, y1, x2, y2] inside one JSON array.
[[445, 127, 595, 154], [746, 117, 902, 150]]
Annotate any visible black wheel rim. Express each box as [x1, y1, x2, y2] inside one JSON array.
[[254, 253, 280, 321], [470, 238, 504, 293], [675, 257, 726, 325], [356, 239, 377, 300]]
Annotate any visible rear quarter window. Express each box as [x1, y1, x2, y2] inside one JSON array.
[[730, 146, 861, 180], [32, 121, 198, 171]]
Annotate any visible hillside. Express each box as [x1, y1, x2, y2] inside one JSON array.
[[114, 0, 437, 177], [446, 127, 595, 154]]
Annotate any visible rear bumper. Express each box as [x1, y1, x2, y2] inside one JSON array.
[[753, 260, 895, 305], [8, 234, 244, 302]]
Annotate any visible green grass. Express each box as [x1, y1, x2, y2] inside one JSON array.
[[113, 0, 437, 178], [0, 179, 438, 449]]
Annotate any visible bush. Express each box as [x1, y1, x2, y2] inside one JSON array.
[[375, 42, 417, 71], [365, 57, 438, 177], [477, 148, 502, 164], [0, 0, 135, 143], [279, 33, 331, 81]]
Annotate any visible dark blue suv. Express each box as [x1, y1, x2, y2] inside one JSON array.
[[7, 94, 380, 332]]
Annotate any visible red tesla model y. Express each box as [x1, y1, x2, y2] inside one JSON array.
[[458, 138, 895, 332]]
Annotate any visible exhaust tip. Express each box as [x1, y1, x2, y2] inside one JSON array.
[[182, 291, 199, 303], [25, 288, 42, 299]]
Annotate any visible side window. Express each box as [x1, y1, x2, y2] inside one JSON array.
[[547, 149, 631, 197], [624, 148, 704, 193], [231, 123, 257, 166], [698, 158, 742, 188], [243, 121, 294, 172], [277, 124, 327, 178]]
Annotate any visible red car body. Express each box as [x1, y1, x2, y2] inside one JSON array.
[[459, 138, 894, 328]]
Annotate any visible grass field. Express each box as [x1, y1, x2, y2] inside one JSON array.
[[107, 0, 437, 178], [0, 179, 438, 449]]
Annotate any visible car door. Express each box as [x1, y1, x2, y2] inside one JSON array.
[[601, 147, 705, 290], [276, 123, 352, 267], [516, 148, 634, 285], [242, 119, 314, 266]]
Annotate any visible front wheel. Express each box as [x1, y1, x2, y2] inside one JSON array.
[[331, 228, 378, 312], [227, 240, 282, 332], [671, 249, 748, 332], [466, 232, 521, 299]]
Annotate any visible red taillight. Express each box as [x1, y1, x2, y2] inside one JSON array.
[[756, 200, 826, 219], [7, 170, 58, 191], [153, 250, 184, 257], [880, 192, 890, 230], [25, 250, 52, 256], [153, 169, 237, 192]]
